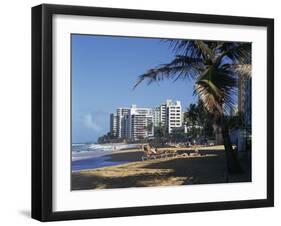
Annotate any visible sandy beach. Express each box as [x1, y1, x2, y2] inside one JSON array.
[[71, 145, 251, 190]]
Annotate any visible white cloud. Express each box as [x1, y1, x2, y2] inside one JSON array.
[[82, 113, 101, 132]]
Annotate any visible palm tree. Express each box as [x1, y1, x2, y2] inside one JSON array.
[[133, 40, 251, 174], [185, 103, 198, 126], [184, 101, 214, 141]]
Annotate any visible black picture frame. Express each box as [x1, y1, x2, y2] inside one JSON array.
[[32, 3, 274, 222]]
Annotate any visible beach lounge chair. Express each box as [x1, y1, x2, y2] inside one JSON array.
[[141, 144, 162, 161], [164, 149, 178, 158], [189, 146, 204, 156]]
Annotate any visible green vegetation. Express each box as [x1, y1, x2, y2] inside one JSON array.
[[183, 101, 214, 140]]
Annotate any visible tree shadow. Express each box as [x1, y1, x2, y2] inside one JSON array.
[[72, 170, 178, 190], [107, 150, 143, 162]]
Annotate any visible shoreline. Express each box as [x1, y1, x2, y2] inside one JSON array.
[[72, 145, 226, 172], [71, 148, 143, 171]]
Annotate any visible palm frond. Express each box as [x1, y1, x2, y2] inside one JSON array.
[[166, 40, 215, 60], [195, 82, 223, 114], [194, 67, 237, 115], [133, 56, 203, 89], [193, 40, 215, 60], [230, 64, 252, 79], [220, 42, 252, 64]]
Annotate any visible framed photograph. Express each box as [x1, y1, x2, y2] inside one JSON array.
[[32, 4, 274, 221]]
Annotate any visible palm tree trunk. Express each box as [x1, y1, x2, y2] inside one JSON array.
[[221, 116, 243, 175]]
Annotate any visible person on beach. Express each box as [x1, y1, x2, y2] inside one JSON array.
[[143, 144, 157, 158]]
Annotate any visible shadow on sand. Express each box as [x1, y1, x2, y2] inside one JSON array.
[[72, 149, 251, 190]]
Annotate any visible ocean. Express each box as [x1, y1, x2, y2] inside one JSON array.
[[71, 143, 140, 171]]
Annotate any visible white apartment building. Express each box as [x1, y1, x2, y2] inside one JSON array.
[[114, 105, 154, 141], [156, 100, 183, 134], [160, 103, 167, 126], [166, 100, 183, 134], [153, 107, 161, 127], [127, 105, 154, 141], [109, 113, 118, 137], [116, 107, 130, 138]]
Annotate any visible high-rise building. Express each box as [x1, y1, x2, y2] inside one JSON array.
[[153, 107, 161, 127], [166, 100, 182, 134], [128, 105, 154, 141], [114, 105, 154, 141], [109, 113, 118, 137], [156, 100, 183, 134], [116, 107, 130, 138], [160, 103, 167, 126], [110, 100, 183, 141]]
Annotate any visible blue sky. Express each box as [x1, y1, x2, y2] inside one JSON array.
[[72, 34, 197, 143]]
